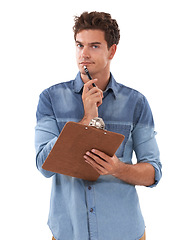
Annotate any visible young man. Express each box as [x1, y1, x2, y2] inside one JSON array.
[[35, 11, 162, 240]]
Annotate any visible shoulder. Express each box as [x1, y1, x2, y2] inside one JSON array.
[[39, 80, 75, 100], [43, 80, 74, 94], [115, 81, 153, 124], [116, 81, 146, 103]]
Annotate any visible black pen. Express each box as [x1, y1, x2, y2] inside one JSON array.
[[84, 66, 96, 87]]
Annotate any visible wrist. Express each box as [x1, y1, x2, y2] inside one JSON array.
[[79, 116, 93, 125], [112, 161, 127, 179]]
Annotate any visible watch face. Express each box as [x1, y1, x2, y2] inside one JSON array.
[[95, 120, 102, 128], [89, 117, 105, 130]]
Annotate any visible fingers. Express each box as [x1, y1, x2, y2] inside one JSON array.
[[90, 149, 108, 160], [81, 77, 104, 123], [84, 149, 122, 177], [83, 79, 97, 93], [82, 80, 103, 105], [83, 79, 103, 98], [84, 88, 102, 100], [82, 79, 103, 120], [85, 92, 103, 106], [84, 151, 109, 175]]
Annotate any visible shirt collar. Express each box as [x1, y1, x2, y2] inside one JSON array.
[[73, 72, 120, 99], [73, 72, 84, 93], [104, 73, 120, 99]]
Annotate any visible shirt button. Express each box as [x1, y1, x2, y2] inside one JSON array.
[[88, 186, 91, 190], [90, 208, 93, 213]]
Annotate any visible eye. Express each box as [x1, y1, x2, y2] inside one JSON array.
[[92, 45, 99, 49], [77, 43, 83, 48]]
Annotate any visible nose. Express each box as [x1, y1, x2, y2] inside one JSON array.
[[81, 46, 90, 59]]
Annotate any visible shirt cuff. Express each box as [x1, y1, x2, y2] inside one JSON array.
[[147, 161, 162, 188]]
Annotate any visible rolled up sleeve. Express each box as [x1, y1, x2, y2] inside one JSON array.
[[35, 90, 59, 178], [132, 126, 162, 187], [132, 96, 162, 187]]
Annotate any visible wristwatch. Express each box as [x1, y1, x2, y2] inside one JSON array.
[[89, 117, 105, 130]]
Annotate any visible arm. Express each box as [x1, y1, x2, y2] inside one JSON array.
[[79, 79, 103, 125], [84, 96, 162, 187], [114, 162, 155, 186], [35, 90, 59, 178], [84, 150, 155, 186]]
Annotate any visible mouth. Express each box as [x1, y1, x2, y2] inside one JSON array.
[[79, 62, 94, 66]]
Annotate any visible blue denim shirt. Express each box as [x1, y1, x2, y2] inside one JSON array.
[[35, 72, 162, 240]]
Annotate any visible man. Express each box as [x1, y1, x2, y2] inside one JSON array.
[[35, 11, 162, 240]]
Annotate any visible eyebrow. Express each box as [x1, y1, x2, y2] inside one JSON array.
[[90, 42, 101, 45], [76, 41, 101, 45]]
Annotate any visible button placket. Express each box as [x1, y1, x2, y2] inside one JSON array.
[[85, 182, 98, 239]]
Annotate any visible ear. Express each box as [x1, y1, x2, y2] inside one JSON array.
[[108, 44, 117, 60]]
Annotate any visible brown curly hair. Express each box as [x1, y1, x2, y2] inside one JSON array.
[[73, 11, 120, 49]]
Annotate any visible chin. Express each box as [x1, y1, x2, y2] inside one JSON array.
[[79, 67, 85, 74]]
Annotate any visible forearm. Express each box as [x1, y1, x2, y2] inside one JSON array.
[[113, 162, 155, 187], [36, 137, 57, 178], [35, 116, 59, 178], [85, 149, 156, 187], [80, 79, 103, 126]]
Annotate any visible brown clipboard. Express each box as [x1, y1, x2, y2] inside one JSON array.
[[42, 121, 125, 181]]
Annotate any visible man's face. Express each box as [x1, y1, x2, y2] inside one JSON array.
[[75, 29, 115, 77]]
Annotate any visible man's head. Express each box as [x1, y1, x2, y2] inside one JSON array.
[[73, 11, 120, 49], [73, 12, 120, 83]]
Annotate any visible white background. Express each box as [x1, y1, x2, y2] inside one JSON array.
[[0, 0, 194, 239]]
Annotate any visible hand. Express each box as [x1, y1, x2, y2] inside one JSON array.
[[84, 149, 155, 186], [81, 79, 103, 124], [84, 149, 123, 176]]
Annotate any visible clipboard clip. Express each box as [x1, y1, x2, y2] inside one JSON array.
[[89, 117, 105, 130]]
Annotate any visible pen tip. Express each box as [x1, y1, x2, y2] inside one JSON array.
[[84, 65, 86, 69]]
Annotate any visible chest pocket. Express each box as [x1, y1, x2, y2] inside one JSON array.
[[105, 123, 131, 158]]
